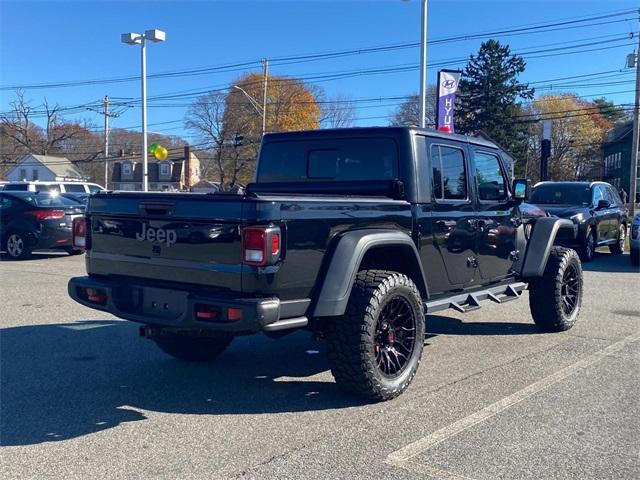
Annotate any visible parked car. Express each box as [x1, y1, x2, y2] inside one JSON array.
[[631, 212, 640, 266], [0, 191, 85, 260], [1, 181, 104, 199], [530, 181, 628, 262], [68, 126, 581, 401]]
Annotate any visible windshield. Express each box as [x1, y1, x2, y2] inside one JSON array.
[[530, 184, 591, 206], [9, 192, 83, 207]]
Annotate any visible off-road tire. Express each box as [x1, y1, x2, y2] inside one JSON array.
[[578, 229, 596, 262], [609, 224, 626, 255], [326, 270, 425, 401], [631, 248, 639, 267], [529, 247, 582, 332], [153, 331, 234, 362], [5, 231, 32, 260]]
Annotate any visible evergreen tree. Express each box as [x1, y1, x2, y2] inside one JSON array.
[[456, 40, 534, 157]]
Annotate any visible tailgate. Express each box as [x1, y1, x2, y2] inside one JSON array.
[[86, 193, 247, 291]]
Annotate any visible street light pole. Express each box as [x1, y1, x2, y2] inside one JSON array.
[[121, 29, 165, 192], [419, 0, 428, 128], [140, 36, 148, 192]]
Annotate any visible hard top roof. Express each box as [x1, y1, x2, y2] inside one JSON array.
[[263, 126, 500, 149]]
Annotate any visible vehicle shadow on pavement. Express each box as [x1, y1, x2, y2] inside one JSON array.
[[581, 252, 638, 273], [426, 314, 540, 336], [0, 320, 369, 447]]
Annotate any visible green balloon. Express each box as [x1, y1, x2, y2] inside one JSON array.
[[148, 142, 159, 154]]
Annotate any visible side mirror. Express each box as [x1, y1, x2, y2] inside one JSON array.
[[512, 178, 530, 202], [596, 199, 610, 210]]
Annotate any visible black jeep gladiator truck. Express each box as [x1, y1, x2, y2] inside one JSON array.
[[69, 127, 582, 401]]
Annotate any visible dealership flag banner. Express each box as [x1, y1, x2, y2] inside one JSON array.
[[436, 70, 462, 133]]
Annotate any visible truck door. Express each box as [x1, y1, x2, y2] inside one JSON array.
[[426, 140, 477, 288], [471, 149, 518, 282]]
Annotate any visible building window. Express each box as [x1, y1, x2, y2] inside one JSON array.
[[122, 162, 132, 176], [32, 169, 38, 181], [20, 168, 27, 180], [160, 162, 171, 177]]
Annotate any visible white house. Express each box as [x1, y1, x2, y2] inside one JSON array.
[[5, 154, 87, 182]]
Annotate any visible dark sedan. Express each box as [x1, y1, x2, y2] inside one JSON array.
[[531, 181, 628, 261], [0, 191, 85, 260]]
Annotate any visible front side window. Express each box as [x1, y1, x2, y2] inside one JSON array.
[[474, 151, 507, 201], [431, 145, 467, 201], [592, 186, 605, 205]]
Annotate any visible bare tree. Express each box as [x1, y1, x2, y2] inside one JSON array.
[[185, 91, 250, 187], [389, 87, 437, 127], [320, 94, 356, 129]]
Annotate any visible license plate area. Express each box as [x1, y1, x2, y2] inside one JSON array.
[[140, 287, 187, 319]]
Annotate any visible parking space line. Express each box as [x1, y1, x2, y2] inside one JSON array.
[[386, 331, 640, 471]]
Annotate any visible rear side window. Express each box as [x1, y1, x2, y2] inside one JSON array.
[[88, 185, 103, 194], [20, 194, 82, 207], [64, 183, 86, 193], [258, 138, 398, 182], [474, 151, 507, 201], [431, 145, 467, 200], [3, 184, 29, 191]]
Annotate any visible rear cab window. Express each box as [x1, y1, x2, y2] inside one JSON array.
[[257, 138, 398, 183]]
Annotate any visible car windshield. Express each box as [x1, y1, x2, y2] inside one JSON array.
[[8, 192, 83, 207], [530, 184, 591, 205]]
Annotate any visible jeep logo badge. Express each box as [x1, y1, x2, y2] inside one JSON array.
[[136, 223, 177, 247]]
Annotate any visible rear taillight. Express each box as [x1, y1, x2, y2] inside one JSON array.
[[25, 210, 65, 221], [241, 226, 281, 266], [73, 217, 88, 250]]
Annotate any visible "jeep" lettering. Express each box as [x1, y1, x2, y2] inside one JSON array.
[[136, 224, 177, 247]]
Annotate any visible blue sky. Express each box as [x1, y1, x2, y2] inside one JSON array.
[[1, 0, 638, 140]]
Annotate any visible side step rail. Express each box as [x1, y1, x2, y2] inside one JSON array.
[[425, 282, 527, 314]]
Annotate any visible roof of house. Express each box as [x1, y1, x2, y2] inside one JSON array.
[[604, 121, 633, 144], [19, 154, 86, 179]]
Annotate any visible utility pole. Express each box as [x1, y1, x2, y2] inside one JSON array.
[[629, 28, 640, 217], [540, 119, 552, 181], [103, 96, 110, 188], [87, 97, 119, 189], [261, 58, 268, 135]]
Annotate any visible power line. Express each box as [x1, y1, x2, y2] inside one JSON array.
[[2, 8, 636, 91]]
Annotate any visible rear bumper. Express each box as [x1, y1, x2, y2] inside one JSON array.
[[68, 275, 283, 333]]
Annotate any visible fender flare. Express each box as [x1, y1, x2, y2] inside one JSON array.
[[518, 217, 576, 278], [311, 229, 428, 317]]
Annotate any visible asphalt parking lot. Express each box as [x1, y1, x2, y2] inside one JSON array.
[[1, 251, 638, 479]]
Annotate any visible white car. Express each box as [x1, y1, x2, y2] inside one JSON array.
[[631, 212, 640, 266], [1, 181, 104, 196]]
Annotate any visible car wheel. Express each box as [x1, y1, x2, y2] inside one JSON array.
[[326, 270, 425, 401], [631, 248, 639, 267], [578, 229, 596, 262], [529, 247, 583, 332], [609, 224, 625, 255], [152, 331, 234, 362], [5, 232, 32, 260]]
